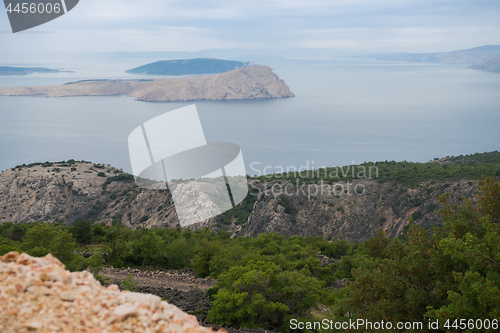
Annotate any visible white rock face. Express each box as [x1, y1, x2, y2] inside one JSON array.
[[119, 292, 161, 310], [0, 251, 226, 333]]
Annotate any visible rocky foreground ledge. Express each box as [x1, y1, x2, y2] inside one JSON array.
[[0, 66, 294, 102], [0, 251, 225, 333]]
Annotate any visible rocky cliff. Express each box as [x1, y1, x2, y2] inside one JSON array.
[[0, 66, 294, 102], [0, 160, 481, 242]]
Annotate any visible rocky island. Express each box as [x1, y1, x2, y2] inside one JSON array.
[[126, 58, 254, 75], [0, 65, 294, 102], [0, 66, 70, 76]]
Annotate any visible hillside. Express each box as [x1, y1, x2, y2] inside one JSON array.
[[1, 151, 499, 242], [0, 66, 294, 102], [0, 66, 67, 76], [126, 58, 253, 75], [469, 54, 500, 73], [377, 44, 500, 65]]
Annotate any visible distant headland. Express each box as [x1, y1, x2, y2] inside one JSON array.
[[125, 58, 255, 76], [0, 66, 72, 76], [0, 66, 295, 102], [377, 45, 500, 74]]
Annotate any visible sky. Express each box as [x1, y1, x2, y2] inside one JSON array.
[[1, 0, 500, 57]]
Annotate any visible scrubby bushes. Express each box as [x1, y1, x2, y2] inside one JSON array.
[[328, 177, 500, 330], [207, 261, 324, 330]]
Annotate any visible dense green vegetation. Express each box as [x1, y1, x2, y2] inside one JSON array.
[[0, 215, 364, 331], [255, 151, 500, 187], [324, 176, 500, 332]]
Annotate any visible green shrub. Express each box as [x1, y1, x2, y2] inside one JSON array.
[[207, 260, 324, 330], [86, 251, 104, 274], [122, 274, 138, 292], [70, 220, 93, 244], [0, 244, 19, 256]]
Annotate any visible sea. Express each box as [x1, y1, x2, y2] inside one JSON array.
[[1, 58, 499, 175]]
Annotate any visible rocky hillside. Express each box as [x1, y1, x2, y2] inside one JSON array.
[[469, 54, 500, 73], [1, 154, 495, 242], [0, 161, 180, 230], [0, 66, 294, 102]]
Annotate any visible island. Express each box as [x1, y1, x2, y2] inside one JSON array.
[[126, 58, 254, 75], [377, 45, 500, 65], [0, 66, 295, 102], [0, 66, 71, 76], [469, 54, 500, 73]]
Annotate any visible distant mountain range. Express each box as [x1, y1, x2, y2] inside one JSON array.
[[126, 58, 254, 76], [377, 45, 500, 74], [0, 66, 70, 76]]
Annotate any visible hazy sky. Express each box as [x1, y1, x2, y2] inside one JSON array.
[[1, 0, 500, 55]]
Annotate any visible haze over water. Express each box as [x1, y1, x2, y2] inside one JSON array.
[[1, 58, 499, 175]]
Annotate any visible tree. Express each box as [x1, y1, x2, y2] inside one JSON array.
[[365, 227, 390, 258], [425, 176, 500, 322], [192, 240, 224, 277], [208, 260, 324, 330], [86, 251, 105, 274], [0, 244, 19, 256], [165, 237, 193, 269], [71, 220, 93, 245], [131, 231, 165, 266], [22, 223, 82, 271]]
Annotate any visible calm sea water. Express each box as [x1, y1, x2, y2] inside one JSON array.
[[1, 58, 499, 175]]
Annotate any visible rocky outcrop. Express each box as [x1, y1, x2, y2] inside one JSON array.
[[0, 251, 225, 333], [317, 251, 339, 267], [469, 54, 500, 73], [0, 161, 182, 229], [0, 161, 480, 242], [236, 178, 478, 242], [0, 66, 295, 102]]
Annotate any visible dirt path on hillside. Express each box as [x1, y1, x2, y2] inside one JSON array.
[[98, 267, 217, 292]]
